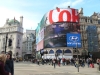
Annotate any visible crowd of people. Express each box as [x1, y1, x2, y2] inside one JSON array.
[[33, 58, 100, 69], [0, 50, 100, 75], [0, 51, 14, 75]]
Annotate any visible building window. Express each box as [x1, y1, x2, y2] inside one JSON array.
[[8, 39, 12, 47], [85, 19, 87, 22], [90, 20, 92, 23], [30, 47, 31, 50]]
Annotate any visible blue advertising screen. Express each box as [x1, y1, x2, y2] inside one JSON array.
[[67, 33, 81, 48], [44, 22, 80, 48]]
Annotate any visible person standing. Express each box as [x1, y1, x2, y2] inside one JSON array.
[[37, 59, 40, 65], [58, 58, 61, 67], [5, 52, 14, 75], [53, 59, 56, 68], [86, 58, 90, 68], [0, 54, 11, 75]]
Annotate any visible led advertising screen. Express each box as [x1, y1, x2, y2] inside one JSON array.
[[44, 22, 80, 48], [36, 8, 80, 49], [67, 33, 81, 48], [36, 23, 44, 51], [45, 8, 79, 25]]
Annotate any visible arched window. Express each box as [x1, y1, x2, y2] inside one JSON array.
[[56, 49, 62, 53], [65, 49, 72, 53], [49, 50, 54, 54]]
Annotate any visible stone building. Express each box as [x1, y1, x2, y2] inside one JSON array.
[[0, 16, 23, 58], [32, 36, 36, 58], [79, 8, 100, 58], [22, 30, 35, 59]]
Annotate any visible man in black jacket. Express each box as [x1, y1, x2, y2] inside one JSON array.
[[5, 52, 14, 75]]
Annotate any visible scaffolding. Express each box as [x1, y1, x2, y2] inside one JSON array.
[[86, 25, 99, 52]]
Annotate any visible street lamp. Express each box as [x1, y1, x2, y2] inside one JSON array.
[[27, 37, 28, 49], [5, 33, 8, 53], [74, 42, 79, 72], [62, 50, 64, 58], [46, 50, 48, 59]]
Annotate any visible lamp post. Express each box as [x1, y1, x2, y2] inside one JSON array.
[[62, 50, 64, 58], [46, 50, 47, 59], [55, 53, 57, 60], [27, 37, 28, 59], [5, 33, 8, 53], [27, 37, 28, 49], [76, 42, 79, 72]]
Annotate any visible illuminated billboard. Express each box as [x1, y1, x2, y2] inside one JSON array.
[[44, 8, 79, 25], [67, 33, 81, 48], [36, 7, 80, 49], [36, 23, 44, 51], [44, 22, 80, 48]]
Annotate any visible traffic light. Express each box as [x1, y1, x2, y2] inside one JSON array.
[[8, 39, 12, 46], [40, 49, 44, 56]]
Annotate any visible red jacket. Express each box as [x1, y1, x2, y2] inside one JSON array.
[[0, 61, 9, 75]]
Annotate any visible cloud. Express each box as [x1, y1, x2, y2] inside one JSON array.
[[1, 0, 34, 7], [23, 19, 38, 31], [0, 7, 40, 31], [0, 7, 22, 26], [72, 0, 83, 6], [54, 0, 83, 8]]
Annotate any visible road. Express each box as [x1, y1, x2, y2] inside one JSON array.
[[14, 62, 100, 75]]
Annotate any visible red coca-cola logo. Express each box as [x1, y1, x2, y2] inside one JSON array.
[[48, 8, 79, 24]]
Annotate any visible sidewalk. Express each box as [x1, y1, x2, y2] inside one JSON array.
[[33, 63, 100, 75], [63, 64, 100, 75], [15, 62, 100, 75]]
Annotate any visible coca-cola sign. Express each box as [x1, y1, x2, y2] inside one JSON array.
[[45, 8, 79, 25]]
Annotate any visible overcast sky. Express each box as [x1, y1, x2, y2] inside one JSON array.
[[0, 0, 100, 31]]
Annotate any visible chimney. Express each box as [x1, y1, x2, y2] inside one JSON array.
[[14, 17, 15, 23], [56, 7, 60, 12], [6, 18, 9, 24], [20, 16, 23, 26], [68, 6, 70, 8]]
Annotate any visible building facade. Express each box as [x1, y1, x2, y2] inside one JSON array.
[[22, 30, 35, 59], [36, 6, 100, 59], [36, 6, 80, 59], [79, 8, 100, 58], [32, 36, 36, 58], [0, 16, 23, 58]]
